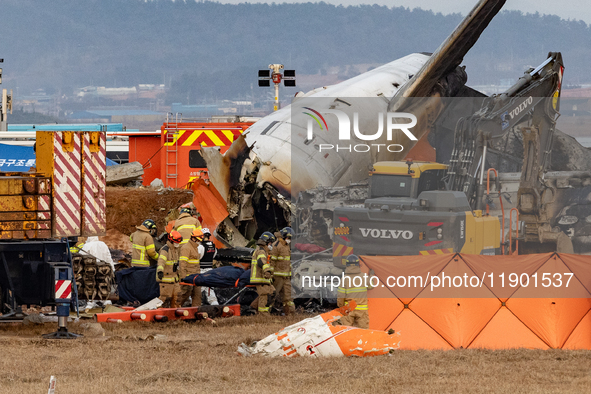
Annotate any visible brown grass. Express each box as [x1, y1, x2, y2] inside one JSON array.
[[0, 314, 590, 394]]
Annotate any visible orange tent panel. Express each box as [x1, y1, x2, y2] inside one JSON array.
[[562, 309, 591, 350], [507, 255, 591, 348], [410, 298, 500, 349], [358, 253, 591, 349], [506, 298, 591, 348], [360, 261, 405, 330], [413, 255, 498, 299], [387, 309, 453, 350], [559, 253, 591, 296], [368, 297, 404, 331], [407, 257, 501, 348], [468, 307, 549, 349], [361, 254, 453, 302], [507, 254, 591, 299], [462, 253, 552, 301]]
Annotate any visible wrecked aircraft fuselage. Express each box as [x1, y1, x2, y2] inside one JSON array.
[[200, 53, 473, 241], [200, 0, 591, 256], [201, 0, 507, 240]]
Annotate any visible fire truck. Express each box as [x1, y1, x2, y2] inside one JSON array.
[[121, 116, 256, 188], [161, 117, 255, 188]]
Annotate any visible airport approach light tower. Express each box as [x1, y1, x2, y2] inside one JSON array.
[[258, 64, 296, 111], [0, 59, 13, 132]]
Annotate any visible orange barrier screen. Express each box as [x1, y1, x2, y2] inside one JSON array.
[[361, 253, 591, 349]]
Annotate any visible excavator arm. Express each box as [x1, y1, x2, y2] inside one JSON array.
[[444, 52, 568, 251]]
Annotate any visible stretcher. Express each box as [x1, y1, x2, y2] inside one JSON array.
[[95, 304, 240, 323]]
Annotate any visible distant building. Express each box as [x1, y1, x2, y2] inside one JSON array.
[[67, 109, 165, 130]]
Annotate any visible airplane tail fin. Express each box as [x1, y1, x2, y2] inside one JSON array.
[[390, 0, 505, 110]]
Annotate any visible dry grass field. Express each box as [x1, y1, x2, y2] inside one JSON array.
[[0, 314, 590, 394]]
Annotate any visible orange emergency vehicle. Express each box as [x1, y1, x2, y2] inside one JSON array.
[[161, 120, 254, 188], [122, 118, 256, 188]]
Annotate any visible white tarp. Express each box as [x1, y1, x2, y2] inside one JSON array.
[[80, 236, 115, 271]]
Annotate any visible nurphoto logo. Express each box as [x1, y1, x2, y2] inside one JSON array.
[[302, 107, 419, 153]]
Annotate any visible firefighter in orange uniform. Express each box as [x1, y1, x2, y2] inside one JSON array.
[[270, 227, 295, 315], [177, 228, 204, 307], [337, 255, 371, 329], [173, 207, 203, 245], [129, 219, 159, 268], [250, 232, 276, 315], [156, 231, 183, 308]]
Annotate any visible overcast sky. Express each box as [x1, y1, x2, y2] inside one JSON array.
[[216, 0, 591, 24]]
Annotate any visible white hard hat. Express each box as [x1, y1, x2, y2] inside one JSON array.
[[202, 228, 211, 235]]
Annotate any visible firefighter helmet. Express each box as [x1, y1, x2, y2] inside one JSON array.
[[202, 227, 211, 236], [180, 207, 192, 215], [280, 227, 294, 238], [191, 228, 204, 240], [142, 219, 156, 230], [259, 232, 276, 244], [346, 255, 360, 266], [168, 230, 183, 244]]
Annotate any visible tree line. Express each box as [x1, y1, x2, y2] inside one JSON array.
[[1, 0, 589, 103]]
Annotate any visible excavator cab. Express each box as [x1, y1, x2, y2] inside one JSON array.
[[369, 161, 448, 199], [333, 158, 500, 266]]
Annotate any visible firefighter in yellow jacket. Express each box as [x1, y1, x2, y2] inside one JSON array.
[[174, 207, 202, 245], [337, 255, 371, 329], [250, 232, 276, 315], [177, 228, 205, 307], [156, 231, 183, 308], [270, 227, 295, 315], [69, 240, 85, 254], [129, 219, 159, 268]]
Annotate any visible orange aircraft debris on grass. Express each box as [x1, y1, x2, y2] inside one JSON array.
[[238, 302, 401, 357]]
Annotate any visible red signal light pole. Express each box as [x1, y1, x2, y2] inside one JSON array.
[[258, 64, 296, 112]]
